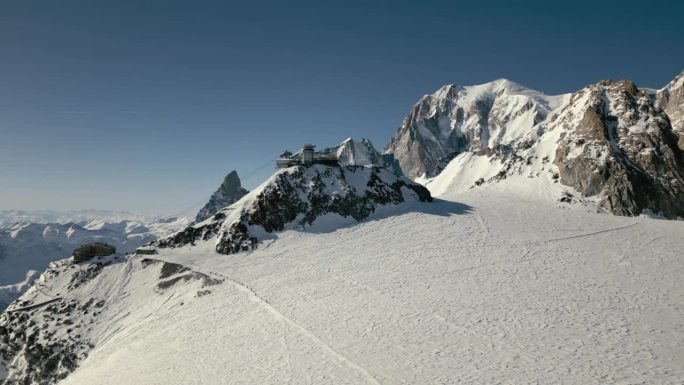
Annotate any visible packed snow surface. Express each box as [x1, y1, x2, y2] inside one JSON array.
[[49, 187, 684, 385]]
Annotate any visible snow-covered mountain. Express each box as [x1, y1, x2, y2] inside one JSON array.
[[388, 73, 684, 219], [0, 163, 432, 383], [159, 164, 431, 255], [329, 138, 383, 166], [385, 79, 569, 179], [0, 209, 158, 227], [2, 185, 683, 385], [0, 169, 249, 312], [194, 170, 248, 223]]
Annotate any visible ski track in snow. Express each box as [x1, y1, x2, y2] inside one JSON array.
[[475, 212, 489, 234], [205, 269, 381, 385]]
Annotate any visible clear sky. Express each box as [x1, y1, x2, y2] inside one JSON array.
[[1, 0, 682, 215]]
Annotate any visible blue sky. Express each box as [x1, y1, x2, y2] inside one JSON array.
[[1, 0, 682, 214]]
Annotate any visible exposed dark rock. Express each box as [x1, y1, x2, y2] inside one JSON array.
[[0, 295, 95, 385], [195, 170, 248, 223], [72, 243, 115, 263], [157, 272, 223, 290], [135, 247, 157, 255], [158, 165, 432, 255], [656, 70, 684, 150], [68, 263, 104, 289], [159, 262, 190, 279]]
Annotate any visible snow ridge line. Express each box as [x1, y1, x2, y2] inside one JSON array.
[[206, 269, 383, 385], [5, 297, 62, 313]]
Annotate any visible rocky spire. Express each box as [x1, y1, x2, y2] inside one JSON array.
[[195, 170, 248, 223]]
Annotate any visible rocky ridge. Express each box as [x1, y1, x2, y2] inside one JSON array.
[[551, 80, 684, 217], [655, 70, 684, 150], [159, 164, 431, 255]]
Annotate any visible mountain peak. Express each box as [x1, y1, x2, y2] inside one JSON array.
[[195, 170, 248, 223], [490, 77, 520, 88], [386, 78, 562, 178], [222, 170, 242, 191]]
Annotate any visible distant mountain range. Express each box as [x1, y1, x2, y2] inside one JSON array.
[[0, 209, 159, 227]]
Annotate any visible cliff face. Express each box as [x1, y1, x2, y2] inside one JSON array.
[[656, 70, 684, 150], [551, 80, 684, 217]]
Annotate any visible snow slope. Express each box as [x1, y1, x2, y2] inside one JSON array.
[[0, 217, 188, 310], [3, 189, 683, 385]]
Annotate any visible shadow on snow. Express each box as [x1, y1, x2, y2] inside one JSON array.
[[298, 198, 472, 235]]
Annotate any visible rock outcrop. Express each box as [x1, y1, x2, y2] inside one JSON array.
[[656, 70, 684, 150], [195, 170, 248, 223], [72, 242, 116, 263], [552, 80, 684, 217], [159, 164, 432, 255]]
